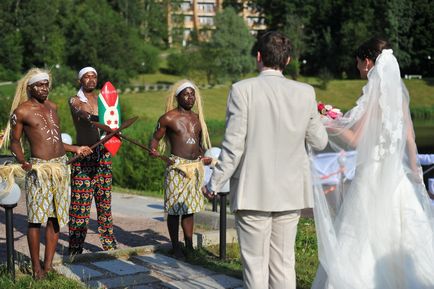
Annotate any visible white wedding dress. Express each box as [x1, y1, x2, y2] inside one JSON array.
[[311, 50, 434, 289]]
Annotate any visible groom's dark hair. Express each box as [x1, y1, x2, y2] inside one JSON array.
[[255, 31, 292, 71]]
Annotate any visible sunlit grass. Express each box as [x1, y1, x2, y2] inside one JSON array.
[[0, 269, 85, 289]]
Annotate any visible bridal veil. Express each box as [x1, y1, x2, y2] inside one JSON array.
[[311, 49, 434, 289]]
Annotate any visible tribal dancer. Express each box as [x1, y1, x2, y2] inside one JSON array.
[[150, 80, 212, 259], [0, 68, 92, 279], [68, 67, 117, 255]]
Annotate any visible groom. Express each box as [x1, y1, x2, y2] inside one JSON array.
[[203, 31, 328, 289]]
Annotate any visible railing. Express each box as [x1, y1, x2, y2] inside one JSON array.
[[117, 83, 215, 94]]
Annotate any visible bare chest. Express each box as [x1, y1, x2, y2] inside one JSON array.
[[26, 108, 62, 144]]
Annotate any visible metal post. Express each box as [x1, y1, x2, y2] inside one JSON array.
[[1, 204, 17, 282], [218, 192, 227, 260], [212, 197, 218, 212]]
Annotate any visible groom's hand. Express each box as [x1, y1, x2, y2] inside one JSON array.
[[201, 186, 215, 200]]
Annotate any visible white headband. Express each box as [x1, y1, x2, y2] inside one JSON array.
[[28, 73, 49, 86], [78, 67, 97, 80], [175, 82, 195, 97]]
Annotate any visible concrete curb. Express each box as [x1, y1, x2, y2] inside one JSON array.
[[46, 228, 239, 266]]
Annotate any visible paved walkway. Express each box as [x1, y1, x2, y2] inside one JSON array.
[[56, 251, 242, 288], [0, 191, 242, 288]]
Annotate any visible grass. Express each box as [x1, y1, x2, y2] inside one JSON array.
[[185, 217, 318, 289], [129, 71, 183, 86], [0, 269, 85, 289]]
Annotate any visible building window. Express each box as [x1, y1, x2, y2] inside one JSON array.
[[180, 2, 192, 12], [247, 16, 265, 26], [184, 15, 193, 24], [199, 16, 214, 25], [198, 3, 215, 13]]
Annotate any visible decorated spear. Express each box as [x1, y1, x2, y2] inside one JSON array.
[[91, 121, 173, 164]]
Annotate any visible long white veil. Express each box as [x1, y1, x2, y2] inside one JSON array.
[[311, 49, 434, 288]]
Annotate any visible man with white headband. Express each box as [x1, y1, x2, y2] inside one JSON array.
[[2, 68, 92, 279], [149, 79, 212, 259], [68, 66, 118, 255]]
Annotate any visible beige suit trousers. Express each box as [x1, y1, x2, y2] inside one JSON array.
[[235, 210, 301, 289]]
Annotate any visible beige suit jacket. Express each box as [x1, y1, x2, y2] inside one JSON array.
[[209, 70, 328, 212]]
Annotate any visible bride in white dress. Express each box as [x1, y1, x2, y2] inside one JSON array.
[[312, 37, 434, 289]]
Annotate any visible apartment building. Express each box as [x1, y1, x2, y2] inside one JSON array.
[[167, 0, 266, 46]]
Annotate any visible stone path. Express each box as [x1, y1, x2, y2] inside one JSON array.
[[1, 191, 242, 288], [55, 252, 242, 289]]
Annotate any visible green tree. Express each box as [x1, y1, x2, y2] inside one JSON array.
[[17, 0, 68, 69], [65, 0, 144, 85], [203, 7, 255, 83], [222, 0, 245, 13], [408, 0, 434, 75], [374, 0, 414, 68], [108, 0, 169, 48], [254, 0, 316, 76], [0, 1, 23, 80], [337, 0, 375, 77]]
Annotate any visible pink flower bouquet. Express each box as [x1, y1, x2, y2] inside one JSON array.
[[317, 102, 342, 119]]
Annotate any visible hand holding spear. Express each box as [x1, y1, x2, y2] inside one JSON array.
[[66, 117, 137, 165]]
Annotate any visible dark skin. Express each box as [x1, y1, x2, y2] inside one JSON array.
[[9, 79, 92, 279], [69, 71, 100, 146], [149, 87, 211, 258]]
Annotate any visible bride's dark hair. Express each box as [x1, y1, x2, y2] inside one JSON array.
[[355, 37, 391, 63]]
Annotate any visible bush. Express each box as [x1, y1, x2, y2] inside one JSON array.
[[166, 52, 191, 76], [138, 44, 160, 74], [285, 58, 301, 80], [111, 120, 166, 192], [0, 87, 14, 128], [51, 65, 76, 86], [410, 106, 434, 120], [318, 67, 333, 89], [0, 66, 20, 81]]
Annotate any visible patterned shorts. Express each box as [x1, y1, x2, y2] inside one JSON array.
[[25, 155, 70, 227], [164, 155, 205, 215]]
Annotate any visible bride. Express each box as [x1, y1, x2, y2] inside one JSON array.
[[312, 37, 434, 289]]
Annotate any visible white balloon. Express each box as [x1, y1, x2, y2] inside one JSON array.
[[205, 147, 221, 159], [204, 147, 230, 193], [0, 182, 21, 205], [61, 133, 73, 145]]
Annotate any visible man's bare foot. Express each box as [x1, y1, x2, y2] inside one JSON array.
[[33, 269, 46, 280], [44, 267, 53, 275]]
